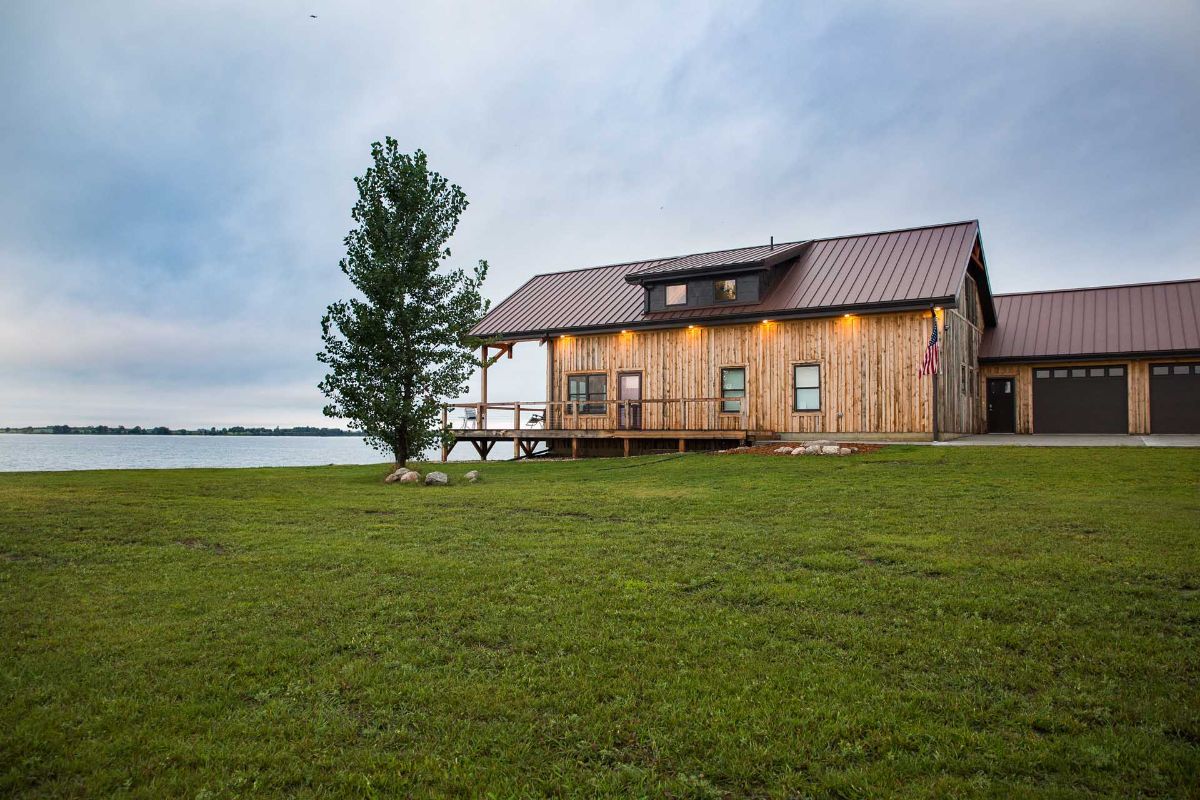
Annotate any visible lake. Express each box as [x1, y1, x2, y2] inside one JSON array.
[[0, 433, 488, 472]]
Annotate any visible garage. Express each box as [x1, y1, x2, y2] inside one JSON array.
[[1032, 365, 1128, 433], [1150, 363, 1200, 433]]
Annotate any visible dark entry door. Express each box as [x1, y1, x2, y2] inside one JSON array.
[[1032, 365, 1127, 433], [986, 378, 1016, 433], [1150, 363, 1200, 433], [617, 372, 642, 430]]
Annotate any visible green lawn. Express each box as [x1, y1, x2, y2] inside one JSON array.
[[1, 448, 1198, 798]]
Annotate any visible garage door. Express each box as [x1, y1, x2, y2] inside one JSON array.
[[1150, 363, 1200, 433], [1032, 365, 1127, 433]]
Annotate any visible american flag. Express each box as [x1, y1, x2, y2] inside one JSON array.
[[919, 312, 940, 376]]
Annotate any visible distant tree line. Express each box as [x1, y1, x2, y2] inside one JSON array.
[[0, 425, 363, 437]]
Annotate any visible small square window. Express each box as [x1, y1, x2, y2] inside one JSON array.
[[1053, 369, 1068, 378], [1090, 367, 1106, 377], [714, 279, 737, 303], [1109, 366, 1124, 377], [665, 284, 687, 306], [1071, 368, 1086, 378], [1152, 366, 1169, 376], [1035, 369, 1050, 379], [1173, 365, 1190, 375]]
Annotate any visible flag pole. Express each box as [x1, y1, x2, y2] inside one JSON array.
[[930, 307, 939, 442]]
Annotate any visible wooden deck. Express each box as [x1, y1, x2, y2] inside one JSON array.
[[444, 427, 766, 460]]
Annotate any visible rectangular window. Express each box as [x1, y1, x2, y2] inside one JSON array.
[[1053, 369, 1069, 378], [1035, 369, 1050, 379], [714, 279, 737, 303], [1174, 365, 1190, 375], [721, 367, 745, 413], [1109, 366, 1124, 377], [665, 284, 687, 306], [1152, 365, 1169, 376], [793, 364, 820, 411], [1071, 368, 1086, 378], [960, 364, 968, 394], [1090, 367, 1106, 377], [568, 373, 607, 415]]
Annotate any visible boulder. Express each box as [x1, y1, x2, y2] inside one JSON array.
[[464, 470, 480, 483], [821, 445, 841, 455], [790, 447, 806, 455], [773, 446, 793, 454], [804, 444, 822, 455], [838, 447, 853, 455], [806, 440, 833, 448], [384, 467, 410, 483], [399, 471, 421, 484], [424, 471, 449, 486]]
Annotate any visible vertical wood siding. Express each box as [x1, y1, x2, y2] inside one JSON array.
[[550, 310, 946, 434]]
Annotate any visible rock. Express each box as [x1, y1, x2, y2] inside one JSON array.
[[464, 470, 480, 483], [773, 446, 793, 454], [821, 445, 841, 455], [399, 471, 421, 484], [424, 471, 449, 486], [790, 447, 806, 455], [804, 444, 822, 455], [384, 467, 410, 483], [838, 447, 852, 455], [806, 440, 833, 447]]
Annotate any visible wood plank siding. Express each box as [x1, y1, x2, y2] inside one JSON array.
[[548, 309, 955, 436]]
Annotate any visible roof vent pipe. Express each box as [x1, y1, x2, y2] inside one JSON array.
[[770, 236, 774, 251]]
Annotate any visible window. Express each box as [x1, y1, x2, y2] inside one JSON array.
[[1109, 366, 1124, 377], [1035, 369, 1050, 379], [1090, 367, 1106, 377], [960, 364, 968, 394], [1071, 368, 1086, 378], [1153, 366, 1169, 376], [793, 364, 820, 411], [1174, 365, 1190, 375], [1053, 369, 1068, 378], [568, 373, 607, 415], [721, 367, 745, 413], [665, 284, 687, 306], [714, 279, 737, 303]]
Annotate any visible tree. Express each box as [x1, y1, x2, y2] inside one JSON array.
[[318, 139, 489, 464]]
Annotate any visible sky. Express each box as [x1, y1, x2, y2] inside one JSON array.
[[1, 1, 1197, 428]]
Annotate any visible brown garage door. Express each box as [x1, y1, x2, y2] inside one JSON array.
[[1150, 363, 1200, 433], [1032, 365, 1128, 433]]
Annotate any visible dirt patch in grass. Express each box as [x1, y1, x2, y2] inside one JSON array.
[[177, 537, 228, 554]]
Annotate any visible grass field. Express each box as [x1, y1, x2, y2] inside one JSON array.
[[2, 447, 1198, 798]]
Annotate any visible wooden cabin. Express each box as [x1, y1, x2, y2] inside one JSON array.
[[451, 220, 1199, 458]]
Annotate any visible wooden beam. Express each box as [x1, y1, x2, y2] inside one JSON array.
[[480, 345, 488, 430], [470, 440, 486, 459], [623, 438, 631, 458], [441, 406, 449, 462], [678, 438, 686, 453], [571, 438, 578, 459]]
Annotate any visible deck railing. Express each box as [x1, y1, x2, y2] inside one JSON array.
[[441, 398, 749, 433]]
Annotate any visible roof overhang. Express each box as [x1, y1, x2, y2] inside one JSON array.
[[483, 295, 957, 341], [624, 241, 809, 285]]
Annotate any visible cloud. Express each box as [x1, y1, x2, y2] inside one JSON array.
[[0, 0, 1196, 425]]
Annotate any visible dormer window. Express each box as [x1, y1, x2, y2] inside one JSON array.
[[665, 284, 687, 306], [714, 279, 737, 303]]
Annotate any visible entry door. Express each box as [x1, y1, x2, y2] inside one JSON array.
[[617, 372, 642, 430], [986, 378, 1016, 433]]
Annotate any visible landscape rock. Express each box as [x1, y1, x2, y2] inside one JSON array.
[[806, 440, 834, 447], [790, 447, 806, 455], [774, 446, 793, 454], [384, 467, 410, 483], [464, 470, 480, 483], [424, 471, 449, 486], [399, 471, 421, 484], [838, 447, 853, 455], [804, 444, 822, 455], [821, 445, 841, 455]]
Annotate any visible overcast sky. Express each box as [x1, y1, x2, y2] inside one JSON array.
[[1, 1, 1197, 427]]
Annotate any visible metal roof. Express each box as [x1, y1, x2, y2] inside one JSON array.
[[625, 240, 809, 281], [472, 220, 983, 339], [981, 279, 1200, 361]]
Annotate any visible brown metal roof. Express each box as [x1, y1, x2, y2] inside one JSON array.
[[626, 240, 809, 280], [981, 279, 1200, 361], [472, 220, 982, 339]]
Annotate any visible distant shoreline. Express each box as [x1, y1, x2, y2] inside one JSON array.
[[1, 426, 363, 437]]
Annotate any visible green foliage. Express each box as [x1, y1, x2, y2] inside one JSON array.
[[318, 139, 488, 462], [1, 448, 1198, 797]]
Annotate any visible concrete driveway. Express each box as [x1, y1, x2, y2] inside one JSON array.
[[938, 434, 1200, 447]]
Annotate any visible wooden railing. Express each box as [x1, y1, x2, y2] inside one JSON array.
[[441, 398, 750, 432]]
